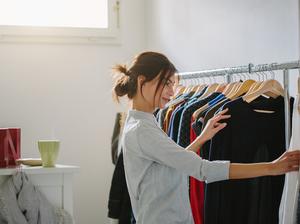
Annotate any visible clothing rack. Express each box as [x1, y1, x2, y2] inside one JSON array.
[[178, 60, 300, 150]]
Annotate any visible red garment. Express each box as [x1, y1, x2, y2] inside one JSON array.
[[189, 118, 204, 224]]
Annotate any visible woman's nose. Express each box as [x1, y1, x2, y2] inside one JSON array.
[[169, 86, 175, 97]]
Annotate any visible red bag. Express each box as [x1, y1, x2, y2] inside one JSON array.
[[0, 128, 21, 167]]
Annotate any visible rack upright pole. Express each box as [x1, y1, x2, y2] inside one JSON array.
[[283, 69, 290, 150]]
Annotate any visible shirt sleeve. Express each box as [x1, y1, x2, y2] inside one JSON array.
[[136, 121, 230, 183]]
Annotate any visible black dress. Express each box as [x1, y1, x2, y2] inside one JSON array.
[[205, 96, 286, 224]]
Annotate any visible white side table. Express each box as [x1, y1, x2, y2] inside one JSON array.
[[0, 165, 79, 220]]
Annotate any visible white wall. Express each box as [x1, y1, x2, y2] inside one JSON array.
[[145, 0, 299, 96], [0, 0, 145, 223]]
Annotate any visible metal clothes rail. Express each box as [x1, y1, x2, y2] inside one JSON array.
[[178, 60, 300, 149]]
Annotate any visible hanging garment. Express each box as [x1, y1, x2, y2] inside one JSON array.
[[165, 101, 186, 135], [177, 92, 221, 147], [156, 92, 188, 129], [156, 107, 169, 129], [169, 102, 187, 141], [163, 106, 176, 133], [162, 92, 195, 132], [279, 94, 300, 224], [189, 117, 205, 224], [189, 97, 231, 224], [122, 110, 230, 224], [205, 96, 286, 224], [108, 151, 134, 224], [198, 99, 230, 160], [111, 113, 124, 165], [202, 98, 231, 128], [188, 93, 227, 224]]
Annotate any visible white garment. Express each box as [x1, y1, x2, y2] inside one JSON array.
[[279, 94, 300, 224]]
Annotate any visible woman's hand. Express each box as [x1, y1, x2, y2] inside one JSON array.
[[187, 108, 230, 153], [269, 150, 300, 176], [230, 151, 300, 180], [200, 108, 231, 142]]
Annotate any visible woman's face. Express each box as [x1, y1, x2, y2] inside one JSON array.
[[140, 74, 176, 110]]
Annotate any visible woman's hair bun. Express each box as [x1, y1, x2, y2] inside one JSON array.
[[112, 64, 131, 102], [114, 75, 130, 98], [113, 64, 129, 76]]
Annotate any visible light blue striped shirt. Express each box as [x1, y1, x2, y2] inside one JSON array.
[[122, 109, 230, 224]]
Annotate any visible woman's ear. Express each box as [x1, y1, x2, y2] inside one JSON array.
[[137, 75, 146, 86]]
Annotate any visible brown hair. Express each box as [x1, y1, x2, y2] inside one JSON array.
[[112, 51, 177, 103]]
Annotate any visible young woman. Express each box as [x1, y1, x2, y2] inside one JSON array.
[[112, 51, 300, 224]]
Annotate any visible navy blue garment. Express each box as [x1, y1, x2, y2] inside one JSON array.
[[190, 86, 208, 99], [167, 102, 185, 137], [169, 102, 189, 141], [168, 97, 200, 139], [205, 96, 286, 224], [166, 92, 203, 139], [195, 94, 226, 123], [167, 97, 199, 135], [177, 92, 221, 147], [208, 94, 225, 106]]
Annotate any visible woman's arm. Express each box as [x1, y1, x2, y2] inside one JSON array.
[[229, 150, 300, 179], [188, 108, 300, 179]]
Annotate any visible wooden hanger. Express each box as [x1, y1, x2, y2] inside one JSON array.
[[215, 83, 227, 92], [198, 83, 219, 99], [196, 84, 207, 93], [192, 83, 221, 119], [173, 85, 185, 98], [195, 81, 256, 120], [227, 79, 256, 100], [242, 79, 284, 103], [244, 81, 262, 96], [182, 85, 192, 94], [222, 82, 237, 96], [190, 84, 201, 93], [244, 72, 275, 98], [225, 82, 241, 99], [191, 84, 207, 98]]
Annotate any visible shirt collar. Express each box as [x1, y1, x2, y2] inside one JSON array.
[[128, 109, 156, 122]]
